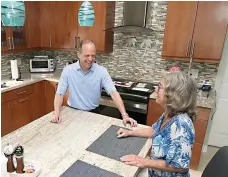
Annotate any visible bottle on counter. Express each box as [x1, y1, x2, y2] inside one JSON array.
[[3, 143, 16, 173], [14, 145, 24, 174]]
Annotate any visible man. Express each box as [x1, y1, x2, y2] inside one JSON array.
[[51, 40, 137, 127]]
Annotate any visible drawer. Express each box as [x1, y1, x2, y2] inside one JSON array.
[[194, 119, 208, 144], [190, 142, 203, 170], [2, 85, 33, 103], [196, 107, 211, 121]]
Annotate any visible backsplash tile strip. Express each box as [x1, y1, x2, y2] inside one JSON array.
[[1, 1, 219, 86]]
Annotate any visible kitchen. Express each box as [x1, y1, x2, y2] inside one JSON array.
[[1, 1, 228, 177]]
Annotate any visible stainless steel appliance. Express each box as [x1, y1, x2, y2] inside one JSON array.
[[99, 78, 155, 125], [30, 56, 56, 73]]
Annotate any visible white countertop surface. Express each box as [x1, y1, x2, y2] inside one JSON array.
[[1, 70, 215, 108], [1, 106, 152, 177]]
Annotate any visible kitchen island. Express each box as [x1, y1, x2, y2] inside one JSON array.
[[1, 106, 152, 177]]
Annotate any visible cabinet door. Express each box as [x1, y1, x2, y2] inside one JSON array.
[[1, 23, 11, 52], [25, 1, 40, 48], [45, 81, 57, 113], [77, 1, 115, 53], [33, 81, 47, 120], [52, 2, 78, 49], [1, 103, 11, 136], [162, 2, 198, 58], [192, 2, 228, 62], [39, 1, 54, 48], [9, 94, 34, 132], [9, 26, 26, 50], [146, 99, 164, 126]]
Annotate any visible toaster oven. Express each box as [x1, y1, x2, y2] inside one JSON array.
[[30, 56, 56, 73]]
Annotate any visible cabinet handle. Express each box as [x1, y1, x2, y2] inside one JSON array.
[[18, 98, 28, 103], [186, 40, 190, 56], [190, 41, 195, 57], [74, 37, 76, 48], [77, 37, 80, 50], [17, 91, 27, 95], [49, 36, 52, 47], [8, 37, 11, 49], [11, 37, 15, 49]]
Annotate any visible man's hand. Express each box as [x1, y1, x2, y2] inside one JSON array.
[[120, 154, 148, 168], [51, 112, 61, 123], [123, 114, 137, 127]]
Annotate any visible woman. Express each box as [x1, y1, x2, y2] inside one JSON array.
[[117, 71, 197, 177]]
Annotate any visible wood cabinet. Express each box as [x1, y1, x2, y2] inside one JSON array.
[[77, 1, 115, 53], [33, 81, 47, 120], [162, 2, 198, 59], [146, 98, 211, 170], [10, 94, 34, 132], [52, 2, 78, 49], [45, 81, 57, 113], [162, 1, 228, 63], [1, 102, 11, 136], [25, 1, 40, 48], [1, 85, 34, 135], [39, 1, 54, 48]]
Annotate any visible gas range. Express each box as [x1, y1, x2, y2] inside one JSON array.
[[101, 78, 156, 103], [100, 78, 156, 125]]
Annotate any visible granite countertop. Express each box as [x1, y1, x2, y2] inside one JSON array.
[[1, 106, 151, 177], [1, 70, 215, 108], [1, 70, 63, 93]]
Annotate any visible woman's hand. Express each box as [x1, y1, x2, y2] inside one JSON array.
[[117, 128, 131, 138], [120, 155, 148, 168]]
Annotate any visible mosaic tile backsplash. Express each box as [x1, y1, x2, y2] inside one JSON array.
[[1, 1, 219, 85]]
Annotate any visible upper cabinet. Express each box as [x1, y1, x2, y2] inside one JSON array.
[[162, 2, 228, 63], [1, 1, 27, 52], [77, 1, 115, 53], [1, 1, 115, 54], [38, 1, 114, 53], [25, 1, 40, 48], [39, 1, 55, 48]]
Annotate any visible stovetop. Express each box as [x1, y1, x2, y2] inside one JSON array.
[[112, 78, 155, 95], [101, 78, 156, 103]]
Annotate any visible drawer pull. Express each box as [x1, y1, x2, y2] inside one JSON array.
[[17, 91, 27, 95], [18, 98, 28, 103]]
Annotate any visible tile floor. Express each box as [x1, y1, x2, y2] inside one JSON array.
[[137, 146, 220, 177]]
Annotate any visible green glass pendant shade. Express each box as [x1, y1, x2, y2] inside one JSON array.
[[78, 1, 95, 26], [1, 1, 25, 26]]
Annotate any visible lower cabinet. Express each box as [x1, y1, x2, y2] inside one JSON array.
[[147, 98, 211, 170], [33, 81, 47, 120], [1, 81, 54, 136], [10, 94, 34, 132], [45, 81, 58, 113], [1, 102, 11, 136]]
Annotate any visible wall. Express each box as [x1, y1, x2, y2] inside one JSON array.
[[1, 1, 219, 86]]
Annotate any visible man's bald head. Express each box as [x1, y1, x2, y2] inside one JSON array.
[[78, 40, 96, 53]]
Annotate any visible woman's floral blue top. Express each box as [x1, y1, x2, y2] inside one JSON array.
[[149, 113, 195, 177]]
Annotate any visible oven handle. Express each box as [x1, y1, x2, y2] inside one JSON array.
[[100, 97, 147, 114]]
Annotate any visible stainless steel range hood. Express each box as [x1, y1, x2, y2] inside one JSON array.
[[105, 1, 155, 34]]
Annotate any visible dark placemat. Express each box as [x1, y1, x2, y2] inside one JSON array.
[[86, 125, 148, 161], [60, 160, 123, 177]]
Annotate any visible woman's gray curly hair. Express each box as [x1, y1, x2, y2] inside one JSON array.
[[163, 71, 197, 121]]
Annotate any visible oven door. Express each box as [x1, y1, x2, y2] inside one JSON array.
[[30, 59, 50, 72], [99, 96, 148, 125]]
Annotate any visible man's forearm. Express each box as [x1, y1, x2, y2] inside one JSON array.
[[128, 127, 154, 138], [110, 91, 127, 117], [145, 159, 188, 174], [54, 93, 64, 115]]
